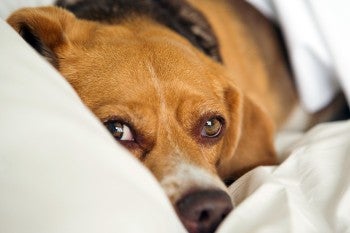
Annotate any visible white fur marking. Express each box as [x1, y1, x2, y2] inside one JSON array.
[[146, 63, 184, 155], [160, 162, 227, 203]]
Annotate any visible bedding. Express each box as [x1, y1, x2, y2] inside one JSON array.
[[247, 0, 350, 113], [1, 1, 350, 233], [220, 121, 350, 233]]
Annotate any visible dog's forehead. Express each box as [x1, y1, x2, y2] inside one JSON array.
[[61, 27, 226, 108]]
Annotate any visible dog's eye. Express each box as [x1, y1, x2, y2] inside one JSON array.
[[201, 117, 223, 138], [104, 121, 134, 141]]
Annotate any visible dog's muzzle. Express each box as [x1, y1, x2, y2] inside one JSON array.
[[176, 189, 233, 233]]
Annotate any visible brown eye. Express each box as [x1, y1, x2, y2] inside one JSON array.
[[104, 121, 134, 141], [201, 117, 223, 138]]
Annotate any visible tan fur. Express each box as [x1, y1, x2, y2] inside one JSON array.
[[7, 1, 296, 203]]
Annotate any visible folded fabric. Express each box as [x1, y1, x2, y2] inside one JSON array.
[[220, 120, 350, 233], [247, 0, 350, 113]]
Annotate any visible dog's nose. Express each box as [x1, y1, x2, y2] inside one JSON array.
[[176, 190, 233, 233]]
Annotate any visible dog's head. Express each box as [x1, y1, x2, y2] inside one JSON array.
[[8, 6, 277, 233]]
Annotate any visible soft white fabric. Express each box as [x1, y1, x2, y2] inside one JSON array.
[[247, 0, 350, 113], [218, 120, 350, 233], [0, 19, 186, 233], [0, 0, 55, 19]]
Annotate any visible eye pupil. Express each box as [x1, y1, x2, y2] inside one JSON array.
[[104, 120, 135, 142], [202, 118, 222, 137], [106, 121, 124, 139]]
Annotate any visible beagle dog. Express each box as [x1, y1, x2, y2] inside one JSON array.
[[7, 1, 347, 232]]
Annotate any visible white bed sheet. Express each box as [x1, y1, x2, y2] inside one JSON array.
[[1, 1, 350, 233], [220, 121, 350, 233], [247, 0, 350, 113]]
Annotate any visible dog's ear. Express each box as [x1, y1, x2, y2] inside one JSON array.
[[7, 7, 74, 68], [234, 96, 278, 174], [219, 91, 277, 181]]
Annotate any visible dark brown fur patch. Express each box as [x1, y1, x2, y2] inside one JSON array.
[[55, 0, 222, 62], [18, 24, 59, 68]]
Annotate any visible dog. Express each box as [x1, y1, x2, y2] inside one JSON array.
[[7, 1, 348, 232]]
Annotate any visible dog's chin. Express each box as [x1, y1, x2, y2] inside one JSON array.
[[160, 163, 233, 233]]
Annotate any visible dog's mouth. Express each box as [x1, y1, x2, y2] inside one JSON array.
[[175, 189, 233, 233]]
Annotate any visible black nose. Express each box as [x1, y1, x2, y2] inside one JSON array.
[[176, 190, 233, 233]]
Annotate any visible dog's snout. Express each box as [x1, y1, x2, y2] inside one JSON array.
[[176, 190, 233, 233]]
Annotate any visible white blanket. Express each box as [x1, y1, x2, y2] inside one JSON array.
[[247, 0, 350, 113], [220, 121, 350, 233], [1, 2, 350, 233]]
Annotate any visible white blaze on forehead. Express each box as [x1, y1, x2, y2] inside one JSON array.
[[146, 63, 168, 127], [160, 162, 227, 203], [146, 62, 184, 156]]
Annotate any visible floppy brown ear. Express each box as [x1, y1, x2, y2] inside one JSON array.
[[7, 7, 74, 67], [219, 94, 277, 181]]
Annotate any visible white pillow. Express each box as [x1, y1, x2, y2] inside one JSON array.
[[0, 0, 55, 19], [0, 19, 185, 233]]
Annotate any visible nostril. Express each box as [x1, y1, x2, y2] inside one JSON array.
[[198, 209, 210, 222], [176, 190, 233, 233]]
